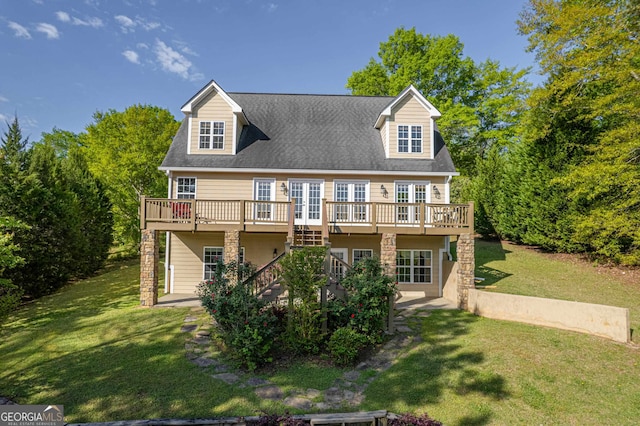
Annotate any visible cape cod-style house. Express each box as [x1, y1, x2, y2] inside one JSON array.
[[139, 80, 476, 307]]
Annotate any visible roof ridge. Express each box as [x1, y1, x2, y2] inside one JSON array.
[[228, 91, 394, 99]]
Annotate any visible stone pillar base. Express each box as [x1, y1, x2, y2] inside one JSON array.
[[380, 233, 397, 277], [456, 233, 475, 310], [140, 229, 159, 307]]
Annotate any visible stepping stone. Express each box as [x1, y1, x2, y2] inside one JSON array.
[[255, 385, 284, 400], [180, 324, 197, 333], [305, 388, 321, 399], [185, 352, 199, 360], [324, 387, 344, 404], [283, 396, 312, 410], [396, 325, 412, 333], [196, 330, 211, 337], [356, 362, 369, 370], [343, 371, 360, 381], [215, 364, 230, 373], [192, 357, 216, 368], [246, 377, 270, 387], [184, 316, 198, 323], [212, 373, 240, 385], [314, 402, 332, 411], [193, 337, 210, 345]]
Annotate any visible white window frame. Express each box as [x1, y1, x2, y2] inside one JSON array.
[[396, 249, 432, 284], [203, 247, 224, 280], [199, 121, 225, 150], [253, 178, 276, 221], [176, 177, 196, 199], [352, 249, 373, 265], [395, 180, 431, 224], [397, 124, 422, 153], [333, 180, 369, 223]]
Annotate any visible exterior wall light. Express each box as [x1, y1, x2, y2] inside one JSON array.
[[280, 182, 288, 195], [380, 184, 388, 198]]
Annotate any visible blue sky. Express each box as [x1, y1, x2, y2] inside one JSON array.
[[0, 0, 538, 140]]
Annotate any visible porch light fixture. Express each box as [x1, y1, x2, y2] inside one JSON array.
[[433, 185, 441, 199], [273, 248, 278, 258], [280, 182, 288, 195], [380, 184, 388, 198]]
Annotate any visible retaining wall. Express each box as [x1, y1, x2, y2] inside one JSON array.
[[468, 289, 630, 343]]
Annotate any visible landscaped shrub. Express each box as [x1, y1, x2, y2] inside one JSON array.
[[279, 246, 327, 354], [388, 413, 443, 426], [328, 326, 368, 365], [339, 257, 396, 343], [197, 261, 279, 370]]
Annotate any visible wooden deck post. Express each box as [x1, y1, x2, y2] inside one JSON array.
[[140, 196, 146, 230]]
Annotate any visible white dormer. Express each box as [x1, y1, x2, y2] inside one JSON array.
[[181, 80, 248, 155], [375, 85, 441, 160]]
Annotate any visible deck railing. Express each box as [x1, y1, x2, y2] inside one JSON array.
[[141, 197, 473, 234]]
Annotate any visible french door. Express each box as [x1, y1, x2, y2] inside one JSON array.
[[395, 181, 430, 224], [289, 180, 323, 226]]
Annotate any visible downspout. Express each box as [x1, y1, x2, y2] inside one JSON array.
[[164, 171, 172, 293]]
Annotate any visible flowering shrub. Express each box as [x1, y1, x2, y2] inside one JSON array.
[[197, 261, 279, 370]]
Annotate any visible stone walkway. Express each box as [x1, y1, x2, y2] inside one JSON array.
[[181, 304, 438, 410]]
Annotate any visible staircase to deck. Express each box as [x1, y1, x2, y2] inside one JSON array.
[[245, 244, 350, 303]]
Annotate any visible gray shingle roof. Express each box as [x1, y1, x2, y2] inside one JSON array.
[[160, 92, 457, 174]]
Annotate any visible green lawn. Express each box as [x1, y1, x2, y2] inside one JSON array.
[[473, 239, 640, 343], [1, 249, 639, 425]]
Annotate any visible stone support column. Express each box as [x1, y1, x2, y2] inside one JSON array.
[[140, 229, 159, 307], [224, 230, 241, 265], [380, 233, 397, 277], [456, 232, 475, 310]]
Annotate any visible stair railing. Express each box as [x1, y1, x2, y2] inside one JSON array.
[[243, 252, 286, 295]]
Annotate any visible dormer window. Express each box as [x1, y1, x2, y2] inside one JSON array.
[[199, 121, 224, 149], [398, 125, 422, 153]]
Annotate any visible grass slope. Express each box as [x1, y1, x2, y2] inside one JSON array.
[[474, 239, 640, 342], [1, 246, 639, 425]]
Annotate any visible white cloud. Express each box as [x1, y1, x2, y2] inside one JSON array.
[[8, 21, 32, 39], [266, 3, 278, 12], [154, 39, 202, 81], [0, 95, 8, 102], [74, 16, 104, 28], [56, 11, 71, 22], [115, 14, 136, 32], [140, 20, 160, 31], [136, 42, 149, 49], [122, 50, 140, 64], [36, 23, 60, 39], [0, 113, 8, 123]]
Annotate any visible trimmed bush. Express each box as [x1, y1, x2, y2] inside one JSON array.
[[328, 326, 368, 366]]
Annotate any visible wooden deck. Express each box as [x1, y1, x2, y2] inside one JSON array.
[[141, 197, 473, 236]]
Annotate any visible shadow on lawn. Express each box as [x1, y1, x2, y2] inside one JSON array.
[[473, 239, 512, 287], [366, 310, 508, 426]]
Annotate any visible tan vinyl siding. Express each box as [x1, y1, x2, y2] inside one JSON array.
[[241, 233, 289, 268], [170, 232, 225, 294], [189, 90, 235, 155], [379, 120, 389, 157], [388, 96, 432, 159], [171, 172, 449, 205]]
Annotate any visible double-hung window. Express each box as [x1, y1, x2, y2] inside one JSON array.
[[334, 181, 368, 222], [203, 247, 224, 280], [353, 249, 373, 265], [396, 250, 431, 283], [199, 121, 224, 149], [398, 125, 422, 153], [176, 177, 196, 199], [254, 179, 274, 220]]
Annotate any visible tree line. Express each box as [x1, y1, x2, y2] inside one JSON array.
[[0, 106, 178, 320], [348, 0, 639, 266], [1, 0, 638, 321]]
